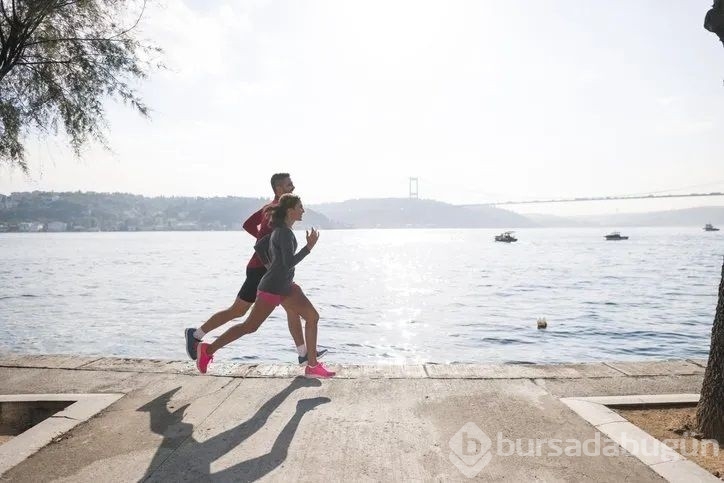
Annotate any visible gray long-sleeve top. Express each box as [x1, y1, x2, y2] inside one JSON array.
[[257, 225, 310, 296]]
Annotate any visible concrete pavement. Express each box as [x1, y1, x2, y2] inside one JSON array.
[[0, 354, 709, 482]]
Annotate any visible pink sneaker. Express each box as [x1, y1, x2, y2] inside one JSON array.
[[305, 362, 335, 378], [196, 343, 213, 374]]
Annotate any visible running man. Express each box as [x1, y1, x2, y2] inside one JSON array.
[[196, 193, 335, 378], [184, 173, 326, 365]]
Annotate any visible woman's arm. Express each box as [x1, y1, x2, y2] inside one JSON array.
[[278, 228, 310, 268]]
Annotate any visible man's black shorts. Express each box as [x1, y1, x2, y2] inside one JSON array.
[[237, 266, 267, 303]]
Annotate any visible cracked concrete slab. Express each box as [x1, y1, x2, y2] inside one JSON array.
[[605, 360, 705, 377]]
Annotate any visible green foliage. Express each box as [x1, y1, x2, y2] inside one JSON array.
[[0, 0, 160, 171]]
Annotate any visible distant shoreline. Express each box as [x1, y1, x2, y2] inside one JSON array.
[[2, 191, 723, 230], [0, 225, 720, 234]]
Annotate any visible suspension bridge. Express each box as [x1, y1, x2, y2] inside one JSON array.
[[464, 191, 724, 207], [406, 177, 724, 207]]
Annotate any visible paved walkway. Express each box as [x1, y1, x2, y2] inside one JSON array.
[[0, 354, 709, 482]]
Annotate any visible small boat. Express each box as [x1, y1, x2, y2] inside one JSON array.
[[495, 231, 517, 243], [605, 231, 629, 240], [704, 224, 720, 232]]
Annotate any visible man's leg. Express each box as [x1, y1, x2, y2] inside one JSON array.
[[185, 268, 263, 360], [281, 286, 334, 378], [196, 297, 278, 373], [185, 297, 251, 360], [206, 298, 277, 356], [200, 297, 252, 334]]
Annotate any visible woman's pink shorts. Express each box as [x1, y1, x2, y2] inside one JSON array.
[[257, 290, 283, 307], [256, 283, 299, 307]]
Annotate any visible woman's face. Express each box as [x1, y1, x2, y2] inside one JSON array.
[[290, 201, 305, 222]]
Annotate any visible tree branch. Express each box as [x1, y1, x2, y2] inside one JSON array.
[[0, 10, 6, 45], [25, 0, 147, 46], [109, 0, 146, 40], [1, 1, 59, 79], [0, 1, 8, 22], [25, 63, 72, 102], [17, 59, 74, 65], [1, 0, 156, 172], [0, 2, 11, 36], [27, 36, 128, 46], [54, 0, 84, 10]]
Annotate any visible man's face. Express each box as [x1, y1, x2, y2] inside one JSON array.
[[276, 177, 295, 196]]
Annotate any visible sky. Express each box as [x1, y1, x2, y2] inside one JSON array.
[[1, 0, 724, 216]]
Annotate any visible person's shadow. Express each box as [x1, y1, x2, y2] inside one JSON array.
[[137, 377, 330, 482]]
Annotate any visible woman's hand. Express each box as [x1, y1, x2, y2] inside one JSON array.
[[305, 227, 320, 251]]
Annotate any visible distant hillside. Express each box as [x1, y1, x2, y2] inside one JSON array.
[[493, 206, 724, 228], [573, 206, 724, 227], [0, 191, 341, 231], [311, 198, 536, 228], [4, 191, 718, 232], [523, 213, 593, 228]]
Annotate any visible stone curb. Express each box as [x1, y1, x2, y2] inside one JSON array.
[[561, 394, 719, 483], [0, 393, 124, 477], [0, 354, 709, 379]]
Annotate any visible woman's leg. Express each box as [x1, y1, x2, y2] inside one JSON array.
[[281, 285, 320, 366], [207, 297, 277, 356]]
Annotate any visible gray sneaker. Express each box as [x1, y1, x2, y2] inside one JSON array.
[[298, 349, 328, 366], [185, 328, 200, 361]]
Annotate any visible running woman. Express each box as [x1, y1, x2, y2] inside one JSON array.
[[196, 193, 335, 378], [184, 174, 326, 366]]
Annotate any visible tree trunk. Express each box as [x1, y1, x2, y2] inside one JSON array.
[[697, 258, 724, 442]]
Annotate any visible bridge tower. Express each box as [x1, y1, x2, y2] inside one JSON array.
[[409, 177, 419, 199]]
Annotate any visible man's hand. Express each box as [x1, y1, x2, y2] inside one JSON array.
[[306, 227, 320, 251]]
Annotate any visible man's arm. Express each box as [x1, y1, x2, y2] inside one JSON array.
[[242, 208, 264, 238]]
